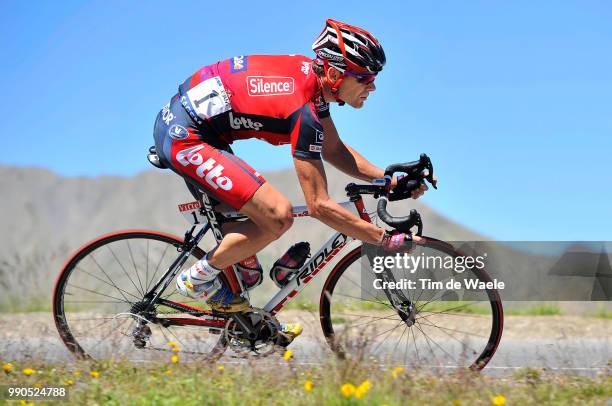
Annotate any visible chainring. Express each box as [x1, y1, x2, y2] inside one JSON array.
[[223, 307, 282, 358]]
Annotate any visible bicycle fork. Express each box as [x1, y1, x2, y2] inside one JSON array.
[[365, 248, 417, 326]]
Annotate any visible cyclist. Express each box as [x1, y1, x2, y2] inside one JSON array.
[[153, 18, 430, 342]]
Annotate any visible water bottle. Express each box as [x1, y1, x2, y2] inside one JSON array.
[[269, 242, 311, 288], [233, 255, 263, 290]]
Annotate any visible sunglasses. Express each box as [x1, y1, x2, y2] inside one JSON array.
[[344, 70, 377, 85]]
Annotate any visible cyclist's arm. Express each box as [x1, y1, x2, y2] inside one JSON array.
[[293, 156, 384, 244], [320, 116, 396, 186]]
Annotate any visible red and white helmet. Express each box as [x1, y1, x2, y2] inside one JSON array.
[[312, 18, 386, 74]]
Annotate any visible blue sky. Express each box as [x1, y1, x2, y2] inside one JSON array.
[[1, 1, 610, 240]]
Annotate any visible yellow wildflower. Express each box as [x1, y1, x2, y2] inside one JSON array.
[[33, 383, 42, 388], [340, 383, 356, 398], [167, 341, 178, 347], [491, 394, 506, 406], [171, 355, 179, 364], [303, 380, 314, 392], [22, 368, 35, 376], [171, 347, 181, 353], [283, 349, 293, 361], [65, 379, 75, 386], [3, 363, 13, 374], [165, 370, 173, 376], [355, 387, 366, 399], [391, 366, 404, 379], [90, 371, 100, 378], [73, 371, 81, 377], [218, 364, 225, 372], [452, 400, 462, 406], [354, 380, 371, 399]]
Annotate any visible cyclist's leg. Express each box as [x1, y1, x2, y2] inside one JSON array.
[[208, 183, 293, 268], [163, 143, 293, 269]]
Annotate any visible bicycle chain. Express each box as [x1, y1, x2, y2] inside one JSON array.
[[125, 307, 282, 359]]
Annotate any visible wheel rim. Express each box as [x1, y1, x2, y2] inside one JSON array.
[[53, 231, 227, 361], [320, 239, 503, 370]]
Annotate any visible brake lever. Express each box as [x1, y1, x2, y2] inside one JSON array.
[[420, 153, 437, 190]]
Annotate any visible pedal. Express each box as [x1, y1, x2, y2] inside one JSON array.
[[277, 323, 303, 347]]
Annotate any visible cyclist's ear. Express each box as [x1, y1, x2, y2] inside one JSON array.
[[327, 67, 342, 81]]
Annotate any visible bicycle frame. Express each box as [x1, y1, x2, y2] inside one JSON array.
[[148, 194, 371, 327]]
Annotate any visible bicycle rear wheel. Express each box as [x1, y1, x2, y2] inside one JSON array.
[[53, 230, 227, 362], [320, 238, 503, 371]]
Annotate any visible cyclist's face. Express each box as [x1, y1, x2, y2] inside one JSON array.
[[339, 76, 376, 108]]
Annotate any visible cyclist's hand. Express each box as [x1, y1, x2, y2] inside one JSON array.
[[392, 173, 437, 201], [381, 230, 413, 252]]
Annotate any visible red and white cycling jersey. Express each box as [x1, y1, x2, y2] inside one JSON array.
[[177, 54, 329, 159], [153, 54, 331, 209]]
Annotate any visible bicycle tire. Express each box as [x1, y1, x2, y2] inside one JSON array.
[[53, 230, 227, 361], [319, 237, 503, 371]]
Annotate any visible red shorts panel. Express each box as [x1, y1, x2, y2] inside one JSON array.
[[169, 138, 265, 209]]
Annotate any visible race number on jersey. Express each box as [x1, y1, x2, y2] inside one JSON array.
[[185, 76, 232, 120]]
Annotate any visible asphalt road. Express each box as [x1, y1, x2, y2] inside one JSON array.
[[1, 312, 609, 376]]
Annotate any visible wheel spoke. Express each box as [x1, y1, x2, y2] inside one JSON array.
[[145, 240, 150, 293], [417, 301, 488, 318], [333, 292, 394, 310], [66, 283, 131, 305], [126, 240, 146, 295], [90, 254, 133, 304], [417, 317, 487, 340], [338, 312, 401, 331], [147, 244, 171, 294], [75, 266, 141, 301], [410, 325, 420, 365], [65, 300, 128, 304], [107, 244, 144, 297], [370, 319, 407, 355], [414, 320, 460, 366]]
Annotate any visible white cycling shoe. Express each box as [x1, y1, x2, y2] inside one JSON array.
[[176, 268, 249, 312]]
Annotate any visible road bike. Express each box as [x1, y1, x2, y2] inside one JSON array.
[[53, 150, 503, 370]]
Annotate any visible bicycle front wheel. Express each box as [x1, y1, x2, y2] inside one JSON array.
[[53, 230, 227, 362], [320, 238, 503, 371]]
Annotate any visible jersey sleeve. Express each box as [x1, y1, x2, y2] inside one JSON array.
[[289, 102, 324, 160]]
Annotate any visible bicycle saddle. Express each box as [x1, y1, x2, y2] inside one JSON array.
[[147, 146, 168, 169]]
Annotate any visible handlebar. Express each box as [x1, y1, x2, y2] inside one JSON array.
[[345, 153, 436, 237]]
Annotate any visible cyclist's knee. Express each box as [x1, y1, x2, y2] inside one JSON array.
[[272, 201, 293, 238], [242, 184, 293, 238], [256, 199, 292, 240]]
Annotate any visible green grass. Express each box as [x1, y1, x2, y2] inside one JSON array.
[[416, 301, 491, 315], [507, 304, 563, 316], [284, 298, 319, 312], [0, 359, 610, 405], [590, 309, 612, 319], [285, 299, 391, 313], [0, 295, 51, 313], [331, 300, 390, 312]]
